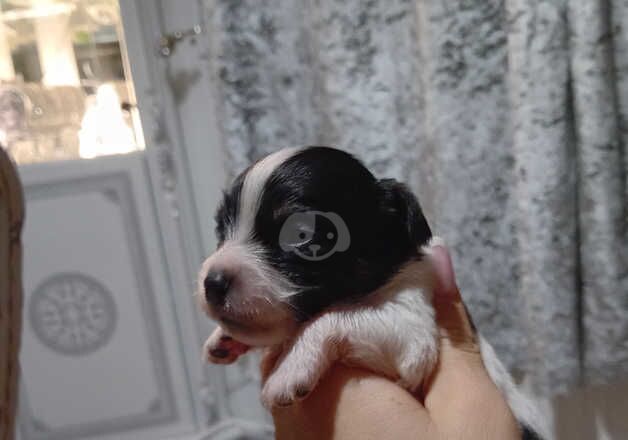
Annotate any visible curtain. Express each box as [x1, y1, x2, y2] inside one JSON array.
[[206, 0, 628, 395]]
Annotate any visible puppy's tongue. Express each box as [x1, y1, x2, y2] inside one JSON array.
[[231, 340, 250, 355], [222, 336, 250, 355]]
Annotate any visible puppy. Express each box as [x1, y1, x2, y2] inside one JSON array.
[[198, 146, 548, 439]]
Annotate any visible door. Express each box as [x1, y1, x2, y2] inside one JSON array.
[[1, 0, 270, 438]]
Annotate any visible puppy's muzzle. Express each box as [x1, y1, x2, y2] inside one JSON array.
[[204, 270, 231, 306]]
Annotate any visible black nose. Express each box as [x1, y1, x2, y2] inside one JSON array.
[[204, 271, 231, 306]]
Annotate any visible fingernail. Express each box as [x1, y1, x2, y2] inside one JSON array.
[[429, 245, 458, 299]]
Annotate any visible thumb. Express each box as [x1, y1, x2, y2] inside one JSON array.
[[425, 240, 479, 354], [421, 240, 487, 408], [422, 241, 522, 439]]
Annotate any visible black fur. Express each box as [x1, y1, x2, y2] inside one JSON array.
[[522, 425, 544, 440], [247, 146, 432, 319], [214, 169, 246, 246]]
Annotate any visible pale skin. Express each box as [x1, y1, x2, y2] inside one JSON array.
[[262, 245, 522, 440]]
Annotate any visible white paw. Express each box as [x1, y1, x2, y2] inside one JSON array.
[[261, 363, 319, 409]]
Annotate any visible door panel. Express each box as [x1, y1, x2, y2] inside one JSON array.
[[18, 154, 196, 440]]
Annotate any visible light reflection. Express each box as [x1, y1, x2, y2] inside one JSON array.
[[0, 2, 75, 22], [78, 83, 136, 159], [0, 0, 143, 164]]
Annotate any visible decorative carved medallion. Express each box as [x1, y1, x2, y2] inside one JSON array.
[[30, 273, 117, 356]]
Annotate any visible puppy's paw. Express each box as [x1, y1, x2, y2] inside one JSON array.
[[203, 327, 249, 364], [261, 365, 318, 409]]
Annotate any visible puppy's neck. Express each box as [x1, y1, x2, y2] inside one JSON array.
[[367, 250, 436, 304]]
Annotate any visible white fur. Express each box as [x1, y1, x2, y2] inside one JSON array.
[[236, 147, 303, 241], [198, 147, 315, 346], [479, 336, 551, 439], [261, 256, 439, 407], [259, 239, 550, 437], [197, 241, 299, 346]]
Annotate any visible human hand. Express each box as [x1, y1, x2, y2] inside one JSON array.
[[263, 244, 522, 440]]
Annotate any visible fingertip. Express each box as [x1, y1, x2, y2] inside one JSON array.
[[427, 235, 446, 248], [423, 239, 459, 302], [422, 240, 480, 351]]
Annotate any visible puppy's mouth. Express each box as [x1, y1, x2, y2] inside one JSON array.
[[219, 314, 255, 331], [206, 297, 299, 347], [211, 301, 281, 334], [204, 303, 253, 329]]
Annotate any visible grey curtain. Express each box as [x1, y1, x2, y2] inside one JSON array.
[[206, 0, 628, 395]]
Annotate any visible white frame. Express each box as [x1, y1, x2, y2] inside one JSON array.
[[118, 0, 224, 422], [118, 0, 270, 437]]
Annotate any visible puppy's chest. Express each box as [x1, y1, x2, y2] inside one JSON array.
[[323, 285, 438, 379], [343, 284, 434, 336], [258, 258, 440, 408]]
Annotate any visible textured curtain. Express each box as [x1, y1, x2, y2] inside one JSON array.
[[206, 0, 628, 395]]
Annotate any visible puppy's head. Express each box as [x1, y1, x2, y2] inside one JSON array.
[[198, 146, 432, 346]]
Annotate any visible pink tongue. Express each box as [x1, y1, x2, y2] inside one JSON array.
[[227, 338, 250, 355]]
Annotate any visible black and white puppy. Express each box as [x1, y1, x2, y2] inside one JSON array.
[[198, 146, 548, 439]]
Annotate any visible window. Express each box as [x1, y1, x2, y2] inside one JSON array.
[[0, 0, 143, 164]]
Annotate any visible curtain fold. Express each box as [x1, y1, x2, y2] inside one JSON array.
[[569, 0, 628, 386], [506, 0, 581, 392], [206, 0, 628, 395]]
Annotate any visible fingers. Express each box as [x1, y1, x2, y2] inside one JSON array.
[[421, 241, 517, 436], [272, 365, 436, 440], [421, 239, 485, 404], [424, 240, 479, 354]]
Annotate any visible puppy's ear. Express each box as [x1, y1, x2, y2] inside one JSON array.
[[375, 178, 432, 248]]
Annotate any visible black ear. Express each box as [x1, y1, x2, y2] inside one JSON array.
[[376, 178, 432, 248]]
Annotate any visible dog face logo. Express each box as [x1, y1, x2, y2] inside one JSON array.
[[279, 211, 350, 261]]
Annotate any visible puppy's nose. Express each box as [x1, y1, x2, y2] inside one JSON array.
[[204, 271, 231, 306]]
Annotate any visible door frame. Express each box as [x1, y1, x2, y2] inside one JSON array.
[[118, 0, 246, 433]]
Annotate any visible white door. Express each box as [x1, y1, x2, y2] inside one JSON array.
[[2, 0, 269, 438]]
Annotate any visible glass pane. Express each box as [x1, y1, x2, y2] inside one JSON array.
[[0, 0, 144, 165]]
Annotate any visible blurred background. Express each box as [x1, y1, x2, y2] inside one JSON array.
[[0, 0, 626, 439]]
